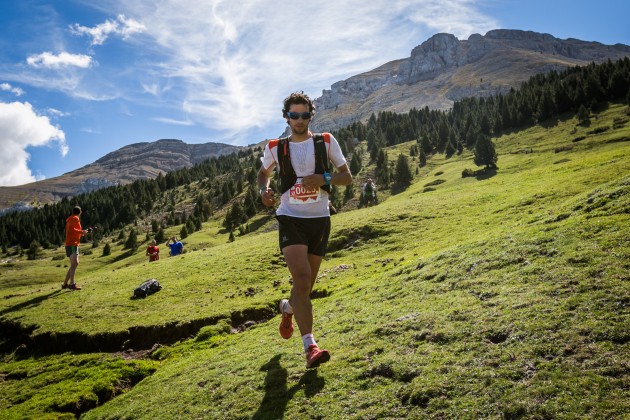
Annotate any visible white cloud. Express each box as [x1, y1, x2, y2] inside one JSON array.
[[0, 82, 25, 96], [104, 0, 498, 138], [153, 116, 194, 126], [46, 108, 70, 118], [0, 102, 68, 186], [26, 51, 92, 69], [71, 14, 146, 46], [141, 82, 160, 96]]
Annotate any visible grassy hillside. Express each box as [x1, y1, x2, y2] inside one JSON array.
[[1, 104, 629, 419]]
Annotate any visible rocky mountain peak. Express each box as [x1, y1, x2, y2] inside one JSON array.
[[311, 29, 630, 133]]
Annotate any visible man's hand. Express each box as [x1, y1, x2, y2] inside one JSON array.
[[302, 173, 326, 188], [260, 188, 276, 208]]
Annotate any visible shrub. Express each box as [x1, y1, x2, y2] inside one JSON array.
[[462, 169, 475, 178]]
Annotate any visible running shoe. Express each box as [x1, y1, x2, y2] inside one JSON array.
[[68, 283, 82, 290], [279, 299, 294, 339], [306, 344, 330, 368]]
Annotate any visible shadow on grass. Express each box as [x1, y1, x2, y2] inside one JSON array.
[[217, 211, 277, 236], [475, 167, 498, 181], [252, 354, 325, 419], [112, 249, 135, 262], [248, 212, 277, 233], [390, 183, 411, 196], [0, 289, 64, 316]]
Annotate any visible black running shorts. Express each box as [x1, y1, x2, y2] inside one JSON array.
[[276, 215, 331, 257]]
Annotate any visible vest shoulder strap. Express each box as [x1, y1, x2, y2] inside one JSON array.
[[312, 133, 331, 173], [274, 133, 332, 193]]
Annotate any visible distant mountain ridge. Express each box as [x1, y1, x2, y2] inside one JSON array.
[[92, 139, 240, 178], [1, 28, 629, 213], [0, 139, 241, 213], [310, 29, 630, 132]]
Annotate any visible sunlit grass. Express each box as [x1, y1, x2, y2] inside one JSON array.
[[1, 104, 629, 419]]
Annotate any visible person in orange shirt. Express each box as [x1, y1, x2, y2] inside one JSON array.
[[62, 206, 89, 290]]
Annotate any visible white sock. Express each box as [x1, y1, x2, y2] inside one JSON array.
[[302, 333, 317, 352], [282, 300, 293, 314]]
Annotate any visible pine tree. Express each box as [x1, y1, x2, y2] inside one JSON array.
[[243, 185, 258, 217], [102, 243, 111, 256], [376, 149, 390, 186], [350, 153, 362, 175], [343, 184, 354, 204], [186, 218, 195, 234], [473, 134, 498, 169], [394, 154, 413, 186], [223, 201, 247, 232], [329, 186, 342, 211], [419, 147, 427, 167], [577, 104, 590, 125], [27, 240, 41, 260], [124, 228, 138, 251]]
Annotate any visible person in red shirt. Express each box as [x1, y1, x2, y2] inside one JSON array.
[[146, 239, 160, 262], [62, 206, 88, 290]]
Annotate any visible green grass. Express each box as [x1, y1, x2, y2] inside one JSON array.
[[1, 104, 629, 419]]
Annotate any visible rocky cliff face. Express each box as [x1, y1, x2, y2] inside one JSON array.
[[311, 29, 630, 132], [0, 139, 241, 212]]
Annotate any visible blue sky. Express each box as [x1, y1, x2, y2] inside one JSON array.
[[0, 0, 628, 186]]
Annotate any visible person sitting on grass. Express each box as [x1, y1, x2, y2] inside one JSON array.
[[146, 239, 160, 262], [166, 236, 184, 256]]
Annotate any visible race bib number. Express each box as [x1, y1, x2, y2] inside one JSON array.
[[289, 178, 321, 204]]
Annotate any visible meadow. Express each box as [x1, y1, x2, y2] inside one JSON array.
[[0, 104, 628, 419]]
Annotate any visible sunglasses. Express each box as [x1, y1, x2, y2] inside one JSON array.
[[286, 111, 312, 120]]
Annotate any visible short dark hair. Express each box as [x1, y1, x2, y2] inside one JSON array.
[[282, 91, 315, 117], [72, 206, 82, 215]]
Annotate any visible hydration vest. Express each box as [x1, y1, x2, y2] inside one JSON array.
[[269, 133, 332, 194]]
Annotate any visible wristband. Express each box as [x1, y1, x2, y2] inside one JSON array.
[[323, 172, 332, 186]]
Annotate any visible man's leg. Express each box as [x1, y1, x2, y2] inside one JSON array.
[[307, 253, 323, 292], [283, 244, 313, 336], [283, 245, 329, 367], [64, 253, 79, 286]]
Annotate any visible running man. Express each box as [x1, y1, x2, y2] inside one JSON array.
[[257, 91, 352, 368]]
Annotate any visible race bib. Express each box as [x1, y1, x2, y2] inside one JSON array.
[[289, 178, 321, 204]]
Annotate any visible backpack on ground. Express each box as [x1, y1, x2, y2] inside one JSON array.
[[133, 278, 162, 298]]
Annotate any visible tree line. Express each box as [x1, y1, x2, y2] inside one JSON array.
[[1, 57, 628, 251], [332, 57, 629, 164]]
